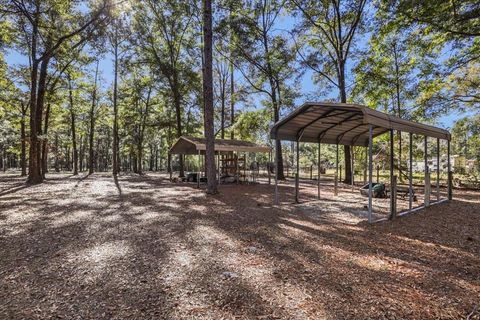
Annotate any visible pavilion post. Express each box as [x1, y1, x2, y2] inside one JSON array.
[[244, 152, 247, 183], [351, 147, 354, 192], [409, 133, 413, 211], [295, 139, 300, 203], [447, 139, 452, 200], [274, 138, 279, 205], [424, 136, 429, 206], [268, 150, 271, 185], [436, 138, 440, 201], [389, 129, 396, 220], [217, 153, 221, 185], [168, 153, 172, 181], [317, 142, 321, 199], [335, 143, 339, 196], [197, 150, 200, 188], [236, 151, 239, 184], [364, 147, 367, 184], [368, 125, 373, 223]]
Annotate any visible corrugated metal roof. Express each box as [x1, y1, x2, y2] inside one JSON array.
[[170, 136, 271, 154], [270, 102, 451, 146]]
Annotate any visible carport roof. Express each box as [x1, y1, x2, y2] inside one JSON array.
[[170, 136, 271, 155], [270, 102, 451, 146]]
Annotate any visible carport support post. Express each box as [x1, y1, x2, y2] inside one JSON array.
[[436, 138, 440, 201], [197, 150, 202, 189], [335, 143, 339, 196], [389, 129, 396, 220], [368, 125, 373, 223], [295, 139, 299, 203], [409, 133, 413, 210], [364, 147, 367, 184], [351, 147, 354, 192], [197, 150, 201, 188], [217, 153, 221, 185], [317, 142, 321, 199], [236, 151, 239, 184], [447, 139, 452, 200], [424, 136, 429, 205], [274, 138, 279, 205], [168, 153, 172, 181], [268, 151, 271, 185]]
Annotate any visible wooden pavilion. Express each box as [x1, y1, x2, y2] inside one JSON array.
[[169, 136, 271, 186]]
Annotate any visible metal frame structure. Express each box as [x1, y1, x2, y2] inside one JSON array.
[[270, 102, 452, 223]]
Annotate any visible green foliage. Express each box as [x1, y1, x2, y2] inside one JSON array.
[[230, 109, 270, 143]]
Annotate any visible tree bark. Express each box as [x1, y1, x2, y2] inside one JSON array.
[[220, 80, 226, 139], [203, 0, 217, 194], [20, 102, 27, 176], [41, 102, 52, 178], [54, 133, 59, 172], [68, 74, 79, 175], [172, 79, 184, 177], [339, 62, 352, 184], [393, 43, 403, 180], [112, 23, 120, 176], [261, 18, 285, 180], [229, 5, 235, 140], [27, 21, 41, 184], [88, 61, 99, 175]]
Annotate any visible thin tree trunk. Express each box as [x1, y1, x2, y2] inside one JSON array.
[[221, 86, 225, 139], [89, 61, 99, 175], [54, 133, 59, 172], [2, 148, 6, 172], [112, 23, 120, 176], [41, 102, 52, 178], [79, 135, 83, 172], [173, 85, 184, 177], [20, 102, 27, 176], [229, 5, 235, 140], [394, 44, 403, 180], [68, 74, 78, 175]]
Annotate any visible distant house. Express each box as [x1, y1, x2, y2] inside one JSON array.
[[410, 155, 467, 173], [466, 159, 478, 172]]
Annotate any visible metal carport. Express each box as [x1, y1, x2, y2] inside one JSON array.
[[270, 102, 452, 223]]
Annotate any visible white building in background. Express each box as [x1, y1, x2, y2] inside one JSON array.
[[466, 159, 478, 172], [411, 155, 466, 173]]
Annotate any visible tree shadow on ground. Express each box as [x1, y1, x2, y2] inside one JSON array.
[[0, 173, 478, 319]]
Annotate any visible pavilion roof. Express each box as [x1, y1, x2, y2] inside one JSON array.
[[170, 136, 271, 155]]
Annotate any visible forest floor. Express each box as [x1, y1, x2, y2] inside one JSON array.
[[0, 172, 479, 319]]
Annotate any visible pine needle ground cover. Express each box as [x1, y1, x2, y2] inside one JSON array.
[[1, 173, 478, 319]]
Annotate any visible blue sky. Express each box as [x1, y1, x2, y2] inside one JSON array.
[[5, 10, 467, 130]]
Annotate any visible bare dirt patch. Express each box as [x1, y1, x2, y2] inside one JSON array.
[[0, 173, 479, 319]]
